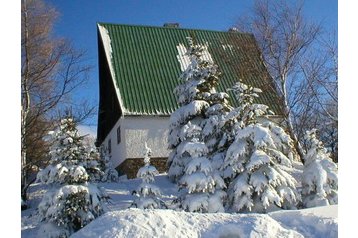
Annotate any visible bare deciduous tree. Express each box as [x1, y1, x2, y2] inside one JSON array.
[[235, 0, 325, 162], [298, 33, 338, 162], [21, 0, 95, 200]]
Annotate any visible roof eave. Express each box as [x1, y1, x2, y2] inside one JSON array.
[[97, 23, 128, 115]]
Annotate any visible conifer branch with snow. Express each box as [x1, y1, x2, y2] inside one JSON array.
[[37, 118, 102, 184], [177, 122, 226, 213], [132, 143, 165, 209], [167, 37, 227, 212], [222, 82, 299, 213], [36, 117, 108, 238], [168, 36, 231, 181], [301, 129, 338, 208], [98, 146, 119, 182]]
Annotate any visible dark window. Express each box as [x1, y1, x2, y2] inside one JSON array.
[[117, 126, 121, 144], [108, 139, 111, 154]]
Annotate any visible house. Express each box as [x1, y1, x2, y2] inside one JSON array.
[[96, 23, 284, 178]]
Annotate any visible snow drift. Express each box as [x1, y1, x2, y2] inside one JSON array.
[[71, 205, 337, 238]]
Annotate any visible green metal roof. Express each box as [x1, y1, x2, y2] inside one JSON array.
[[97, 23, 283, 116]]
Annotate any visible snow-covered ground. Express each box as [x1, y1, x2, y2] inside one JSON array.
[[21, 174, 337, 238], [71, 205, 337, 238]]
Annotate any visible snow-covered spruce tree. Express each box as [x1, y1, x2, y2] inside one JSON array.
[[168, 36, 231, 182], [82, 138, 105, 182], [98, 146, 119, 182], [301, 129, 338, 208], [36, 119, 104, 184], [177, 122, 226, 213], [222, 82, 299, 213], [200, 69, 232, 172], [132, 143, 165, 209], [36, 118, 108, 238]]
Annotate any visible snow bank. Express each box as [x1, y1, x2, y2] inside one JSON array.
[[23, 176, 337, 238], [71, 209, 302, 238], [270, 205, 338, 238], [71, 206, 337, 238]]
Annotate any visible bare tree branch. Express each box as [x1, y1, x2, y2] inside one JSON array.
[[21, 0, 95, 200], [235, 0, 324, 162]]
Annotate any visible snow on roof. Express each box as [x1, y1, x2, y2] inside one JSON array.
[[176, 42, 214, 72], [98, 25, 115, 82], [221, 44, 234, 53], [97, 23, 284, 117], [98, 24, 127, 115]]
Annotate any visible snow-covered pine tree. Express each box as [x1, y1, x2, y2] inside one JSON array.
[[222, 81, 299, 213], [168, 36, 231, 182], [36, 117, 108, 238], [301, 129, 338, 208], [132, 143, 164, 209], [178, 122, 226, 213]]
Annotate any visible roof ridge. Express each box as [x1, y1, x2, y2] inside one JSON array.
[[96, 22, 253, 36]]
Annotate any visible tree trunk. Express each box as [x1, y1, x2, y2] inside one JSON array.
[[281, 76, 305, 164], [285, 116, 305, 163], [21, 0, 31, 200], [20, 0, 94, 202]]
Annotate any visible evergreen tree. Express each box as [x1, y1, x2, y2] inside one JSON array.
[[168, 36, 230, 182], [168, 36, 209, 181], [202, 85, 233, 175], [167, 36, 226, 212], [178, 122, 226, 213], [301, 129, 338, 208], [36, 118, 108, 238], [132, 143, 165, 209], [222, 82, 299, 213], [82, 136, 105, 182], [36, 118, 103, 184], [99, 146, 119, 182]]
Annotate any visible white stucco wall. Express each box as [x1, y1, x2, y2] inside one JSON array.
[[101, 115, 284, 169], [101, 118, 126, 168], [122, 116, 170, 159], [102, 116, 170, 168]]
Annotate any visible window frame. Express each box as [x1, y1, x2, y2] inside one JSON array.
[[117, 126, 121, 144], [108, 138, 112, 154]]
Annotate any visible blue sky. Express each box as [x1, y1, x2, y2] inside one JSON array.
[[45, 0, 337, 129]]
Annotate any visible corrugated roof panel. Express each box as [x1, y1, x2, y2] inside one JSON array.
[[98, 23, 283, 116]]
